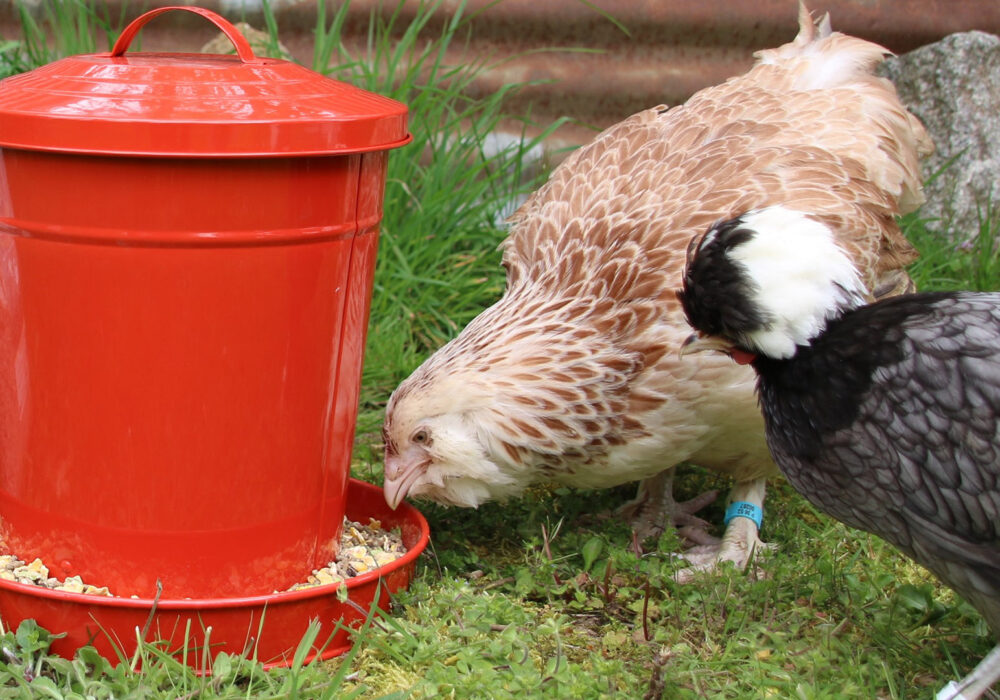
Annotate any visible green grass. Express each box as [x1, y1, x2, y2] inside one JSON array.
[[2, 1, 1000, 698], [342, 474, 995, 698], [0, 0, 127, 78], [904, 203, 1000, 293]]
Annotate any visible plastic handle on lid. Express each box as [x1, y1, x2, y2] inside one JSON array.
[[110, 6, 261, 64]]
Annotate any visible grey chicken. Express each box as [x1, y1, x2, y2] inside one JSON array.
[[679, 206, 1000, 700], [382, 3, 931, 578]]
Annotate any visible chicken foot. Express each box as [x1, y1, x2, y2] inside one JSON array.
[[673, 477, 773, 584], [618, 468, 720, 545]]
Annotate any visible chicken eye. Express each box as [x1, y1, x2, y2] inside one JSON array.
[[412, 429, 430, 445]]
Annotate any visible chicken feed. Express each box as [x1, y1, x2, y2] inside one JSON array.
[[0, 517, 407, 597]]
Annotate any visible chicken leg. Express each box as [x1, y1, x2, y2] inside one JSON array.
[[673, 477, 771, 584], [620, 468, 720, 545], [937, 645, 1000, 700]]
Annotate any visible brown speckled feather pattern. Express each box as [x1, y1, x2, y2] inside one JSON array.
[[386, 12, 932, 500]]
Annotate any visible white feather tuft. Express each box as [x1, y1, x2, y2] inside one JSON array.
[[729, 206, 869, 358]]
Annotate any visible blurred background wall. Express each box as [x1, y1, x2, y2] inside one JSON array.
[[4, 0, 999, 155]]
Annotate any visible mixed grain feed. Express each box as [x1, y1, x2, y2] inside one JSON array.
[[0, 517, 407, 597]]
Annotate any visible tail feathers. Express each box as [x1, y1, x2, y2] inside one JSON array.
[[756, 2, 891, 87], [888, 107, 935, 214], [757, 2, 934, 215], [793, 1, 831, 46], [776, 4, 931, 287]]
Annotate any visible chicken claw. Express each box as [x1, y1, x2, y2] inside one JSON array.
[[618, 469, 719, 543]]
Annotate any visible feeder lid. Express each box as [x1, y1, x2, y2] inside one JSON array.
[[0, 6, 410, 157]]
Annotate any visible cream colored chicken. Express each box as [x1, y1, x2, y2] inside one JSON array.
[[382, 2, 931, 579]]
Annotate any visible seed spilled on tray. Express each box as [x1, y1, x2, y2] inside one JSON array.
[[0, 517, 407, 598]]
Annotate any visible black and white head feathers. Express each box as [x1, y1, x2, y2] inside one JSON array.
[[680, 206, 869, 359]]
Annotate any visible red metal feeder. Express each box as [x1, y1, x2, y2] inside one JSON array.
[[0, 479, 429, 667], [0, 6, 419, 662]]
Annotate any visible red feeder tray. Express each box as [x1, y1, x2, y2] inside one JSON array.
[[0, 479, 429, 668]]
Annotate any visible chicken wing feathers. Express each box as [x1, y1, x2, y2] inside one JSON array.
[[759, 293, 1000, 628]]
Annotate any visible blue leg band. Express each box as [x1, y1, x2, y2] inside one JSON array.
[[724, 501, 763, 529]]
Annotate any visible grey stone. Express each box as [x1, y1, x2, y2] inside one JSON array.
[[880, 31, 1000, 238]]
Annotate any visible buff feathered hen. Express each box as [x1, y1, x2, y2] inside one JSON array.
[[382, 3, 932, 578]]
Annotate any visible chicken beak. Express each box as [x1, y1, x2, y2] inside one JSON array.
[[680, 333, 758, 365], [679, 332, 734, 357], [383, 452, 430, 510]]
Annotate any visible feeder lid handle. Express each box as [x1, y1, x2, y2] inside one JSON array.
[[110, 6, 262, 64]]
